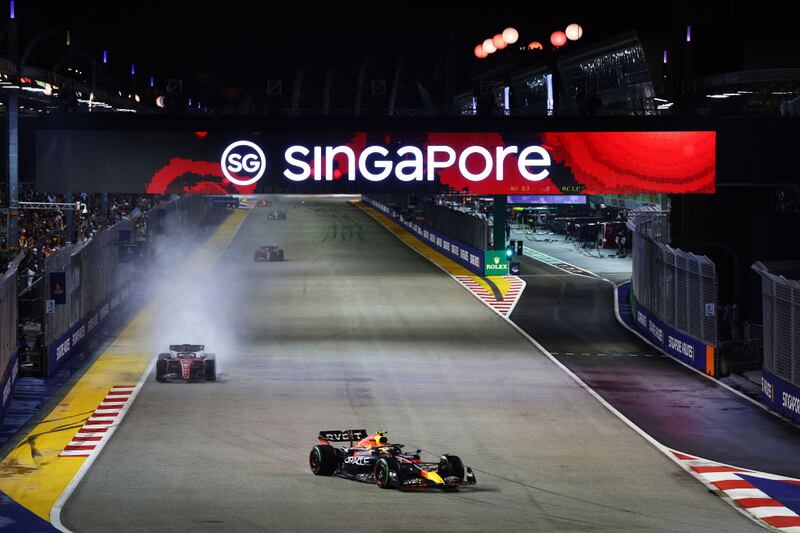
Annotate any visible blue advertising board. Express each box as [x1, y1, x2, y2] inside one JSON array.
[[630, 290, 715, 375], [761, 369, 800, 424], [362, 196, 484, 276]]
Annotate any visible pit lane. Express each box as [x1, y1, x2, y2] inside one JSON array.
[[60, 196, 761, 532]]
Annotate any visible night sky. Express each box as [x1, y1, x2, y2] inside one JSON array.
[[10, 1, 790, 105]]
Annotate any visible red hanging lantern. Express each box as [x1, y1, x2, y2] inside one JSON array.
[[550, 30, 567, 48]]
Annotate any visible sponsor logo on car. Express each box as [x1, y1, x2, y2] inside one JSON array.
[[344, 456, 372, 466]]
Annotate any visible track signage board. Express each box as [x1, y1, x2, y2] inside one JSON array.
[[35, 130, 716, 195], [484, 251, 509, 276]]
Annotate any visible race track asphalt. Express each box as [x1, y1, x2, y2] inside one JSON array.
[[61, 196, 761, 532]]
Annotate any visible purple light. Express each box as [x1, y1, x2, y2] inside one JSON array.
[[149, 75, 154, 87], [103, 50, 107, 64], [663, 49, 668, 64], [197, 101, 201, 109], [131, 63, 135, 76], [10, 0, 14, 19], [507, 195, 587, 205], [686, 25, 692, 42], [188, 97, 192, 106]]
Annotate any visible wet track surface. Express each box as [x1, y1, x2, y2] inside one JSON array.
[[511, 256, 800, 478], [61, 197, 761, 532]]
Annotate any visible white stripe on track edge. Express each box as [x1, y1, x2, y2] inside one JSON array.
[[51, 210, 249, 533], [360, 203, 773, 532]]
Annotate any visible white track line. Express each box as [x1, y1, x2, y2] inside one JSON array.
[[51, 211, 249, 533], [361, 203, 772, 531]]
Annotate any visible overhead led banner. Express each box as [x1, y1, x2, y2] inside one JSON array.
[[35, 130, 715, 195]]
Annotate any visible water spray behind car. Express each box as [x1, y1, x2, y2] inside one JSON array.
[[139, 224, 242, 380]]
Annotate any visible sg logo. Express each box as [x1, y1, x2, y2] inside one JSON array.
[[221, 140, 266, 186]]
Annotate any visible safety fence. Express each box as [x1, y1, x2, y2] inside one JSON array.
[[0, 253, 23, 422], [752, 262, 800, 423], [627, 207, 718, 375], [362, 196, 485, 276]]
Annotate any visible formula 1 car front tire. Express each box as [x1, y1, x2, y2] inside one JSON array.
[[310, 445, 338, 476], [438, 454, 465, 482], [155, 354, 169, 382], [374, 457, 401, 489]]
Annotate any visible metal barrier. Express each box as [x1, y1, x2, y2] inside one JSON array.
[[42, 216, 139, 374], [753, 262, 799, 386], [753, 262, 800, 422], [423, 204, 489, 250], [628, 207, 718, 372], [1, 254, 23, 420], [1, 254, 23, 380]]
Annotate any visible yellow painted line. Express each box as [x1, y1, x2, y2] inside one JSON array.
[[354, 202, 515, 296], [0, 208, 247, 521]]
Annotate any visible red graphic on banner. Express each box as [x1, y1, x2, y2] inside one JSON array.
[[145, 158, 257, 194], [540, 131, 715, 194], [141, 131, 715, 195]]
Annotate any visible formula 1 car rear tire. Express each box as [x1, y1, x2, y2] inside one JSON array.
[[204, 358, 216, 381], [438, 454, 465, 482], [310, 445, 338, 476]]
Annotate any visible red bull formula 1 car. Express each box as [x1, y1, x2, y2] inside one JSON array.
[[309, 429, 476, 490], [156, 344, 216, 382]]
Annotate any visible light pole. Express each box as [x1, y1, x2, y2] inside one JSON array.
[[6, 0, 19, 251]]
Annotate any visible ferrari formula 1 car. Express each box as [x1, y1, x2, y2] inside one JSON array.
[[155, 344, 216, 382], [309, 429, 476, 490], [254, 245, 284, 262], [267, 210, 286, 220]]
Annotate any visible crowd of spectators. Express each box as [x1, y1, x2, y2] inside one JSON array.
[[2, 188, 170, 274]]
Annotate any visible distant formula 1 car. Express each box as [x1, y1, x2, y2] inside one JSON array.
[[254, 245, 284, 262], [267, 210, 286, 220], [309, 429, 476, 490], [156, 344, 216, 382], [257, 199, 271, 207]]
